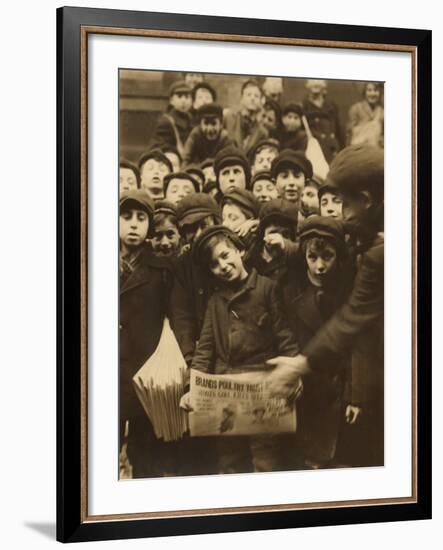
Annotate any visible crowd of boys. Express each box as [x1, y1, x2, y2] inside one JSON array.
[[119, 74, 384, 478]]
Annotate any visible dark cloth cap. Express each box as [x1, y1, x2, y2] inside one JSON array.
[[214, 145, 251, 187], [186, 165, 205, 184], [192, 82, 217, 101], [176, 193, 221, 227], [248, 138, 280, 163], [258, 198, 299, 229], [318, 180, 341, 200], [271, 149, 313, 180], [119, 189, 155, 236], [154, 199, 177, 219], [282, 102, 303, 117], [251, 171, 273, 188], [200, 158, 214, 170], [138, 149, 173, 173], [221, 188, 260, 219], [193, 225, 244, 265], [326, 145, 384, 202], [298, 215, 345, 246], [197, 103, 223, 120], [119, 160, 141, 187], [169, 80, 192, 97], [202, 180, 218, 194], [163, 171, 200, 194]]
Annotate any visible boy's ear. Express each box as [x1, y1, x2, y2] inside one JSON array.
[[360, 190, 375, 210]]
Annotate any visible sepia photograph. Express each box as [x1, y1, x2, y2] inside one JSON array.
[[118, 69, 385, 480]]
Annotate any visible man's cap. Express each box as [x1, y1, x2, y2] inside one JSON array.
[[176, 193, 221, 228], [119, 189, 155, 236], [271, 149, 313, 180], [221, 188, 260, 219], [168, 80, 192, 97], [282, 102, 303, 117], [193, 225, 244, 266], [163, 171, 200, 194], [214, 145, 251, 187], [258, 198, 299, 229], [200, 158, 214, 170], [197, 102, 223, 120], [325, 145, 384, 202], [138, 149, 173, 173], [248, 138, 280, 163]]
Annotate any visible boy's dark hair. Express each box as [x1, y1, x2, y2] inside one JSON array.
[[192, 82, 217, 102], [120, 160, 141, 188], [251, 171, 274, 190], [163, 171, 200, 195], [271, 149, 313, 181], [154, 200, 178, 229], [263, 98, 282, 122], [248, 138, 280, 164], [299, 215, 346, 258], [241, 78, 262, 95], [214, 145, 251, 189], [197, 103, 223, 121], [138, 149, 173, 173], [282, 102, 303, 117]]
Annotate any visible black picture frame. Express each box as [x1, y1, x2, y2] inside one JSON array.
[[57, 6, 432, 543]]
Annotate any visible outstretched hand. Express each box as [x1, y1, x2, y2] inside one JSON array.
[[265, 355, 310, 398]]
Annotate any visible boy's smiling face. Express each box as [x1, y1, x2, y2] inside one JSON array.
[[151, 217, 180, 257], [252, 178, 278, 203], [219, 164, 246, 195], [165, 178, 196, 206], [120, 208, 149, 250], [275, 167, 305, 203], [209, 239, 248, 283], [140, 158, 170, 200], [320, 191, 343, 219]]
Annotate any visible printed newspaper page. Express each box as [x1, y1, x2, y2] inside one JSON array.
[[188, 369, 297, 437]]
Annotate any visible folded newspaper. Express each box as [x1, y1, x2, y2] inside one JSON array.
[[133, 318, 188, 442], [188, 369, 298, 437]]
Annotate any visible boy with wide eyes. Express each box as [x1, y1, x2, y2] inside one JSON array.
[[119, 161, 140, 194], [180, 225, 299, 474], [318, 181, 343, 220], [119, 189, 174, 478], [183, 104, 234, 166], [271, 149, 313, 206], [214, 145, 251, 196], [163, 172, 199, 206], [138, 149, 173, 201]]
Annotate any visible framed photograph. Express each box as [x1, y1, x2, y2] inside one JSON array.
[[57, 6, 432, 543]]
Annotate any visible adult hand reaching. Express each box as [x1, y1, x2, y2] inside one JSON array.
[[265, 355, 310, 398]]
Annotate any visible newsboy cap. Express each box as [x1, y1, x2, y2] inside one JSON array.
[[325, 145, 384, 202], [176, 193, 221, 228], [258, 198, 299, 229], [221, 188, 260, 219], [298, 214, 345, 244], [214, 145, 251, 188], [168, 80, 192, 97], [197, 103, 223, 120], [271, 149, 313, 181], [192, 225, 244, 266], [119, 189, 155, 236]]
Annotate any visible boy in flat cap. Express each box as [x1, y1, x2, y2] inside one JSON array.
[[251, 171, 279, 204], [150, 80, 193, 156], [214, 145, 251, 196], [119, 160, 140, 194], [300, 176, 322, 220], [138, 149, 173, 201], [319, 181, 343, 220], [221, 188, 260, 248], [267, 145, 384, 467], [271, 149, 313, 206], [224, 79, 269, 154], [163, 172, 199, 206], [182, 225, 299, 473], [151, 200, 181, 259], [192, 81, 217, 112], [183, 104, 233, 166], [279, 216, 354, 469], [279, 103, 308, 152], [244, 198, 299, 282], [119, 189, 174, 478]]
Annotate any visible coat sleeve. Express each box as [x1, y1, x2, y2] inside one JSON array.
[[303, 244, 384, 369], [169, 260, 198, 366], [182, 127, 199, 166], [268, 282, 300, 357], [190, 298, 215, 374], [150, 114, 175, 150]]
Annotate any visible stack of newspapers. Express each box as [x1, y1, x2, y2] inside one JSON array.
[[133, 319, 188, 442]]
